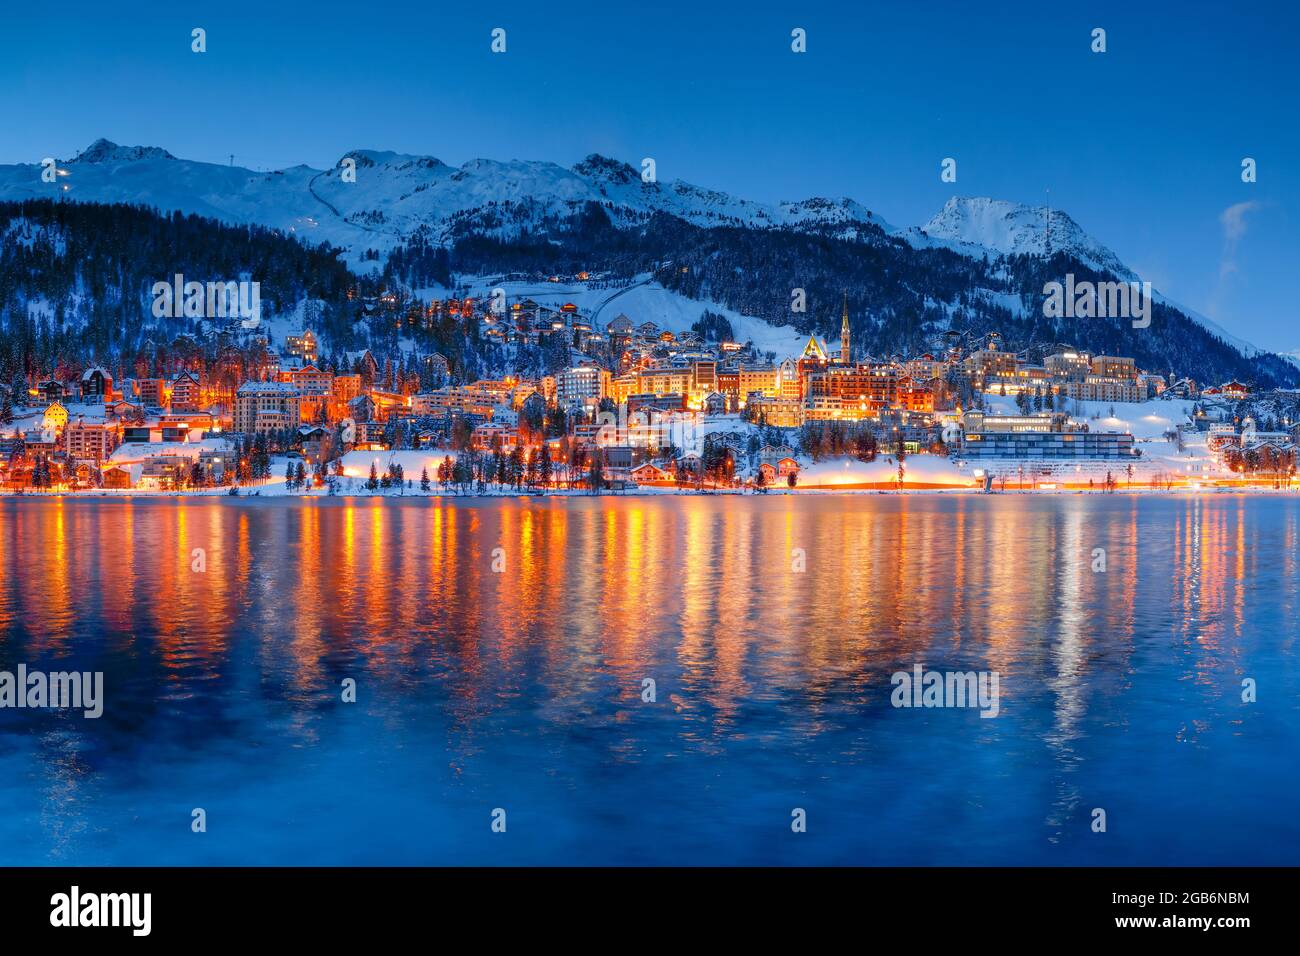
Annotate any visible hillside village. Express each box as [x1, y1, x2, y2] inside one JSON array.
[[2, 286, 1295, 495]]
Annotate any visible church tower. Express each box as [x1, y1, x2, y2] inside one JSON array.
[[840, 292, 851, 364]]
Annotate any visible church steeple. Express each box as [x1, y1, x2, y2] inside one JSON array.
[[840, 292, 851, 364]]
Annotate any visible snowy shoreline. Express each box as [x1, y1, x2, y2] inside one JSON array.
[[2, 484, 1296, 500]]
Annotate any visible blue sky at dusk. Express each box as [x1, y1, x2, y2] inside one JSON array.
[[2, 0, 1295, 351]]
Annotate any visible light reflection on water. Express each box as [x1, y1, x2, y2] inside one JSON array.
[[0, 494, 1296, 865]]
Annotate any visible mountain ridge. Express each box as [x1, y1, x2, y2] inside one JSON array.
[[0, 139, 1102, 271], [0, 139, 1290, 384]]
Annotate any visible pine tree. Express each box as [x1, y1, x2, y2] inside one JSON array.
[[508, 446, 525, 488]]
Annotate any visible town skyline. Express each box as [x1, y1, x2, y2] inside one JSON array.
[[2, 2, 1295, 908], [3, 277, 1291, 497]]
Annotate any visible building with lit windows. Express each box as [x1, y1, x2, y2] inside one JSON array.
[[234, 382, 302, 435]]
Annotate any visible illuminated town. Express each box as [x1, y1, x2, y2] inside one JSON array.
[[3, 0, 1299, 909], [1, 286, 1294, 495]]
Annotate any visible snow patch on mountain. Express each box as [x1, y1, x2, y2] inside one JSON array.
[[901, 197, 1132, 278], [0, 141, 896, 266]]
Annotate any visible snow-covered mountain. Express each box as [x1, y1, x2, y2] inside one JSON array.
[[0, 139, 1273, 362], [0, 139, 894, 262], [896, 196, 1133, 278], [0, 140, 1167, 281]]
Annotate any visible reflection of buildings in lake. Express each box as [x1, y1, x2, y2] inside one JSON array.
[[0, 495, 1284, 851]]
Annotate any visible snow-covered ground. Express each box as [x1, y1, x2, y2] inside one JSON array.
[[449, 274, 809, 358], [969, 395, 1228, 480], [798, 454, 971, 488]]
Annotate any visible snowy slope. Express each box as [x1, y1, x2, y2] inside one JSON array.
[[0, 140, 893, 264], [896, 197, 1279, 359], [450, 274, 809, 359], [895, 197, 1132, 277], [0, 140, 1273, 362]]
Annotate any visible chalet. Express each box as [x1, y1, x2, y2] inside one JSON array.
[[418, 352, 450, 384], [676, 452, 703, 474], [630, 461, 671, 483], [4, 461, 35, 490], [1242, 436, 1295, 455], [293, 425, 330, 464], [80, 366, 113, 402], [107, 399, 143, 421], [170, 370, 203, 412], [36, 380, 67, 404], [285, 329, 318, 362], [343, 349, 380, 383], [103, 466, 133, 489], [759, 444, 797, 462], [70, 460, 101, 488]]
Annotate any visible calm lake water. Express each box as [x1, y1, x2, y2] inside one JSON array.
[[0, 493, 1296, 865]]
